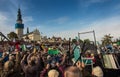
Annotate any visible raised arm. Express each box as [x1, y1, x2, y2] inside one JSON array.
[[27, 52, 34, 63], [60, 54, 66, 65], [21, 54, 28, 72], [40, 64, 50, 77], [15, 52, 21, 65]]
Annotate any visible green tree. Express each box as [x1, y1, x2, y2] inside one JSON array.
[[72, 39, 77, 44], [78, 39, 83, 43], [101, 34, 113, 46], [84, 39, 90, 44], [7, 32, 18, 41]]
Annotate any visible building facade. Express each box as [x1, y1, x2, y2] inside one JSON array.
[[15, 8, 24, 39], [23, 29, 41, 41], [15, 8, 41, 41]]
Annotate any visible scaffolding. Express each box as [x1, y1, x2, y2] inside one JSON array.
[[0, 32, 10, 42], [78, 30, 96, 45]]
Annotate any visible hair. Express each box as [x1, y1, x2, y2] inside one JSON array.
[[9, 55, 15, 61], [0, 59, 3, 69], [30, 56, 36, 61], [28, 59, 35, 66], [92, 66, 103, 77], [4, 61, 14, 71], [64, 66, 82, 77], [48, 69, 59, 77]]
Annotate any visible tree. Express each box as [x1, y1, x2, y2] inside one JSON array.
[[78, 39, 83, 43], [7, 32, 18, 41], [72, 39, 77, 44], [63, 38, 66, 41], [84, 39, 90, 44], [101, 34, 113, 46]]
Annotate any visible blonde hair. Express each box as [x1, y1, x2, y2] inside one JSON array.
[[4, 61, 14, 71], [92, 66, 103, 77], [48, 69, 59, 77], [64, 66, 82, 77], [30, 56, 36, 61]]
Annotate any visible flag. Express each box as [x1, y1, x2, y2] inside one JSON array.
[[73, 44, 81, 62]]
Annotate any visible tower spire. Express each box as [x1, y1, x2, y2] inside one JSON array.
[[17, 8, 22, 22], [15, 7, 24, 39], [27, 27, 29, 34]]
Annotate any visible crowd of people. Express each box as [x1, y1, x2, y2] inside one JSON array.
[[0, 42, 104, 77], [100, 44, 120, 54]]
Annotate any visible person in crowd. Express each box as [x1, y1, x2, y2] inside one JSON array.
[[21, 52, 42, 77], [0, 58, 3, 77], [92, 66, 103, 77], [64, 66, 82, 77], [48, 69, 59, 77], [1, 60, 19, 77], [76, 61, 92, 77], [40, 62, 64, 77]]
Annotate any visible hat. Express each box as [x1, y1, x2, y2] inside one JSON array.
[[48, 69, 59, 77], [92, 66, 103, 77]]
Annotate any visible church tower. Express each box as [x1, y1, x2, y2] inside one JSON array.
[[15, 8, 24, 38]]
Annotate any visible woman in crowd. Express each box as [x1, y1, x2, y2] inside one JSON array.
[[21, 51, 43, 77], [64, 66, 82, 77], [92, 66, 103, 77], [40, 63, 64, 77]]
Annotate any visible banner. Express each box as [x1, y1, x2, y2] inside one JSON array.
[[48, 49, 60, 55], [103, 54, 118, 69]]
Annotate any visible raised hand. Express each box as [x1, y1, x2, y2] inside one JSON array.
[[76, 61, 85, 70], [46, 64, 50, 69]]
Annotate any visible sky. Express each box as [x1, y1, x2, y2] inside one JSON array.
[[0, 0, 120, 42]]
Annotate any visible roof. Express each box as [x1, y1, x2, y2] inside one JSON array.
[[23, 29, 40, 37], [22, 31, 34, 37]]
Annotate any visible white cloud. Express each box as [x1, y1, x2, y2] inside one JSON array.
[[0, 13, 8, 22], [47, 16, 69, 24], [52, 15, 120, 42], [80, 0, 108, 7], [0, 13, 14, 36], [23, 16, 33, 23]]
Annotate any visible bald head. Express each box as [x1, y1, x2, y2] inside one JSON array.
[[64, 66, 82, 77]]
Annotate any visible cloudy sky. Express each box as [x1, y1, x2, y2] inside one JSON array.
[[0, 0, 120, 41]]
